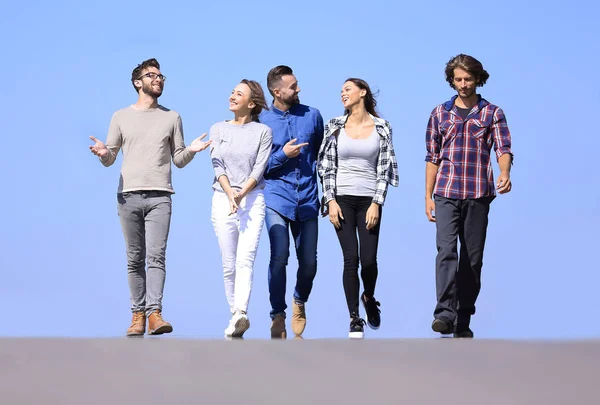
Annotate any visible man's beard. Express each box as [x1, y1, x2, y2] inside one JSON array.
[[143, 82, 163, 98]]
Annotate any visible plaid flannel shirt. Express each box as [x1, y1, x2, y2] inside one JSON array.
[[425, 95, 513, 200], [317, 114, 399, 216]]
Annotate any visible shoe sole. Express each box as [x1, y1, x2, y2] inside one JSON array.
[[361, 298, 380, 330], [349, 331, 364, 339], [232, 317, 250, 338], [148, 325, 173, 335], [126, 332, 145, 338], [431, 319, 452, 334]]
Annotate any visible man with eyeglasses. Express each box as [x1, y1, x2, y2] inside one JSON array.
[[89, 58, 211, 337]]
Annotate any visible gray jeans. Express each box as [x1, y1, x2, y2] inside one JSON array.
[[117, 191, 172, 315]]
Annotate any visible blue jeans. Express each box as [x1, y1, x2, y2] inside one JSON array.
[[265, 207, 318, 319]]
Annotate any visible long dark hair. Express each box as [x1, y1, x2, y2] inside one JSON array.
[[240, 79, 268, 122], [343, 78, 379, 118]]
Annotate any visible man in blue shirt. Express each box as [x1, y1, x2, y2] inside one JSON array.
[[259, 65, 324, 339]]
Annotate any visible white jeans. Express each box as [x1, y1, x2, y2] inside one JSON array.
[[211, 189, 266, 314]]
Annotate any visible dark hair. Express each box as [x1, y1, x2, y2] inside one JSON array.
[[445, 54, 489, 89], [240, 79, 268, 122], [343, 78, 380, 118], [266, 65, 294, 97], [131, 58, 160, 93]]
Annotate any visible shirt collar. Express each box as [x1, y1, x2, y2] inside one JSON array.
[[269, 103, 299, 115], [443, 94, 488, 111]]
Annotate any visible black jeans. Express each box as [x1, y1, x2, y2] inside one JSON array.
[[334, 195, 382, 317], [433, 195, 494, 323]]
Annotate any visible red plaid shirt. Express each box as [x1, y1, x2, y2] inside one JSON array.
[[425, 95, 513, 200]]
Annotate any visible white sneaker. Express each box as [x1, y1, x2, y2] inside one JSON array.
[[231, 311, 250, 338], [224, 315, 236, 337]]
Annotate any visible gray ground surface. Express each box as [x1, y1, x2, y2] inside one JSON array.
[[0, 338, 598, 404]]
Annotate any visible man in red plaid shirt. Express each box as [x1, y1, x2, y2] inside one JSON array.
[[425, 54, 513, 338]]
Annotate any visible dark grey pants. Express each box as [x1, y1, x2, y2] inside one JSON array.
[[434, 195, 494, 324], [117, 191, 172, 316]]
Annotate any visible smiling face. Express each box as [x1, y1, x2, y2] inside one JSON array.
[[341, 81, 366, 110], [229, 82, 255, 115], [134, 66, 165, 98]]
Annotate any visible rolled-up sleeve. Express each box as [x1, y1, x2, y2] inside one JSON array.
[[425, 114, 441, 165], [491, 107, 514, 163]]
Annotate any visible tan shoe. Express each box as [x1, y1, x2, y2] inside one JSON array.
[[148, 311, 173, 335], [270, 313, 287, 339], [291, 301, 306, 336], [126, 311, 146, 337]]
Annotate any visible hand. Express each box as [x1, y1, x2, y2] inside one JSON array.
[[188, 133, 212, 153], [425, 197, 436, 222], [226, 188, 240, 215], [496, 172, 512, 194], [365, 203, 380, 230], [283, 138, 309, 158], [328, 200, 344, 229], [89, 136, 108, 158]]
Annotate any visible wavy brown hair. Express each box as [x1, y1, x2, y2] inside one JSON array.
[[240, 79, 268, 122], [445, 54, 489, 90], [343, 78, 380, 118]]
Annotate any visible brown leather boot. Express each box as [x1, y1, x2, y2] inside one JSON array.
[[270, 313, 287, 339], [126, 312, 146, 337], [148, 311, 173, 335], [291, 301, 306, 336]]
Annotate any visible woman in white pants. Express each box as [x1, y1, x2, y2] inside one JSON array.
[[209, 79, 273, 338]]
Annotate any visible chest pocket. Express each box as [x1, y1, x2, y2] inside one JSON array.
[[439, 120, 457, 146], [468, 119, 489, 141]]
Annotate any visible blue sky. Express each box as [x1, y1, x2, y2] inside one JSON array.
[[1, 0, 598, 339]]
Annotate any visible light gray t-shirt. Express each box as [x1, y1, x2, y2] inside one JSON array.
[[209, 120, 273, 192], [101, 105, 196, 193], [336, 128, 380, 197]]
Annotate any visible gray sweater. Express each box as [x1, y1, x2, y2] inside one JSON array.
[[101, 105, 195, 193], [209, 121, 273, 192]]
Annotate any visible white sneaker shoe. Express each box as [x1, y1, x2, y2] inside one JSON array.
[[224, 314, 236, 337], [229, 311, 250, 338]]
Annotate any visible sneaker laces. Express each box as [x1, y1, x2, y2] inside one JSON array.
[[351, 317, 366, 328]]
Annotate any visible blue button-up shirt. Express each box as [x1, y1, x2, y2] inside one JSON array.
[[259, 103, 324, 221]]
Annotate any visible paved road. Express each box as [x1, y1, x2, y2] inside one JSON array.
[[0, 338, 598, 404]]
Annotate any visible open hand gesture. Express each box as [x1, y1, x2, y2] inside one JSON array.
[[89, 136, 108, 158], [189, 133, 212, 153]]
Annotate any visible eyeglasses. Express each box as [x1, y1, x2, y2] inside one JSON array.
[[137, 72, 167, 82]]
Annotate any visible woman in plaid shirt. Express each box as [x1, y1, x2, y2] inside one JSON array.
[[317, 78, 398, 339]]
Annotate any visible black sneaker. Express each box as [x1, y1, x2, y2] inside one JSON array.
[[454, 328, 474, 338], [349, 316, 365, 339], [431, 316, 454, 334], [361, 293, 381, 330]]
